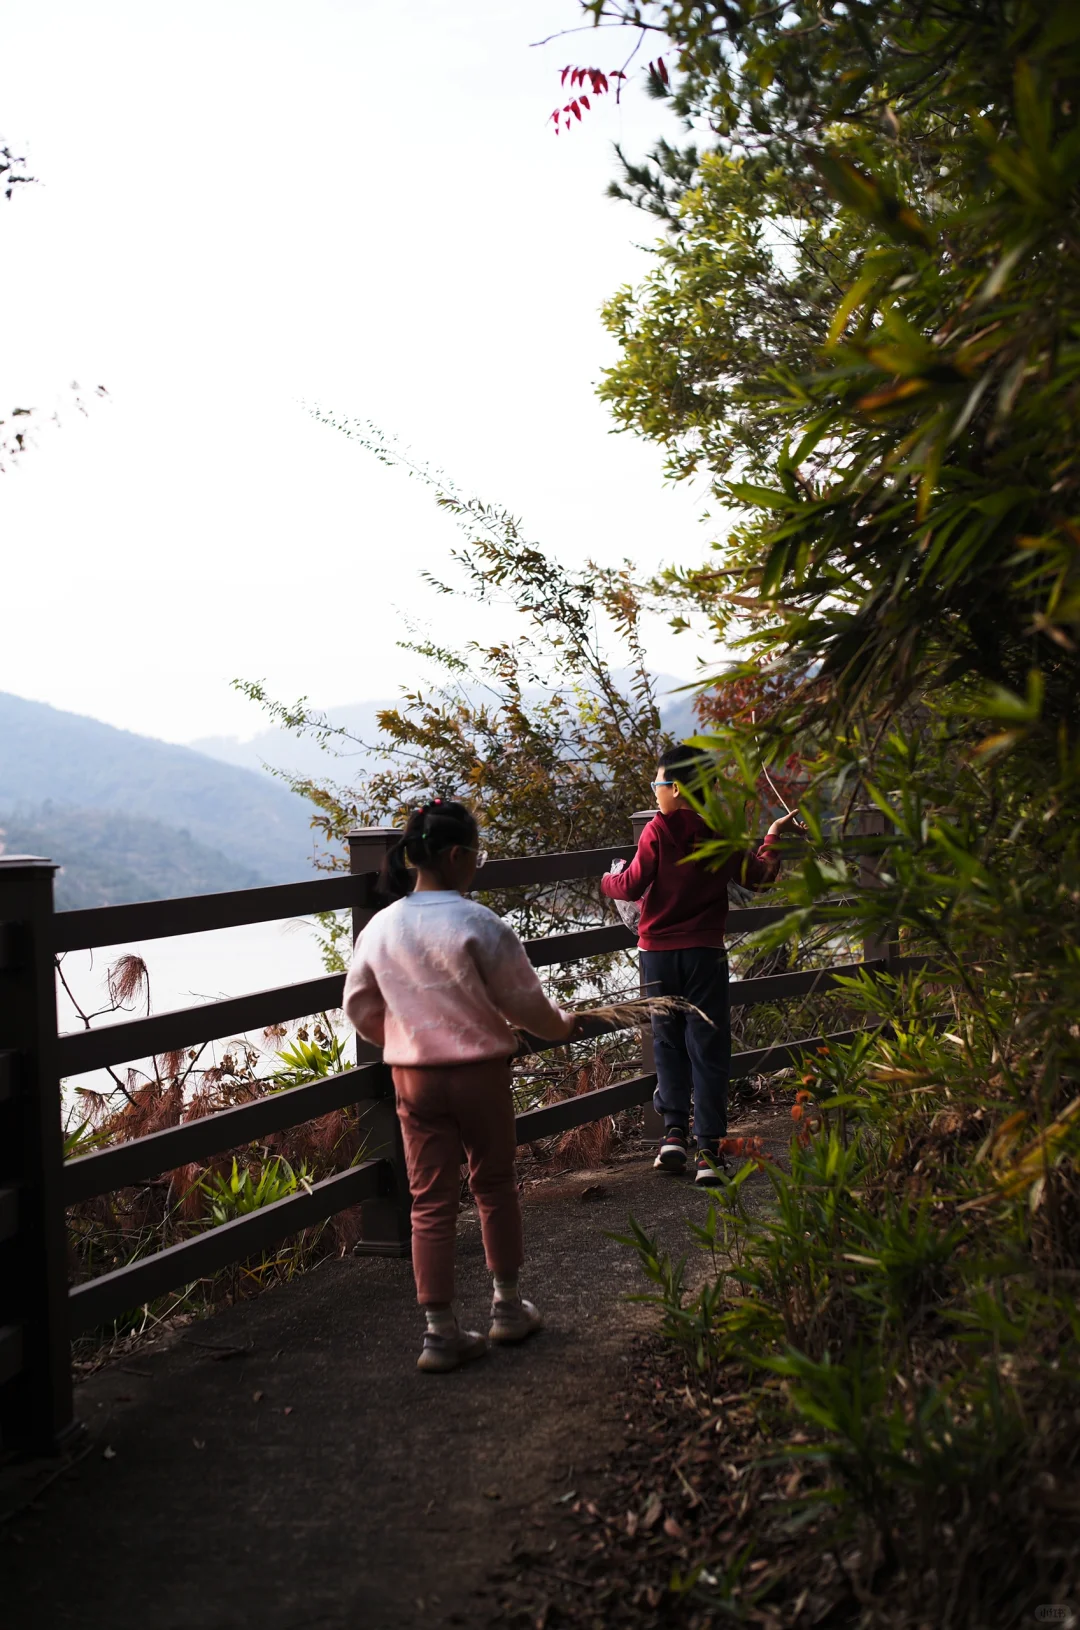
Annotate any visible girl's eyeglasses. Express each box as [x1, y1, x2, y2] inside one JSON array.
[[468, 847, 489, 868]]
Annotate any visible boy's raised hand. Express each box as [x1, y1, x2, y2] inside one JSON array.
[[767, 809, 807, 840]]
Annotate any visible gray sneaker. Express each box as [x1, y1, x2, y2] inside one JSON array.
[[416, 1327, 489, 1373], [488, 1297, 544, 1344]]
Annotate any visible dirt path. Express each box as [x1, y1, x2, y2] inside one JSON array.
[[3, 1110, 789, 1630]]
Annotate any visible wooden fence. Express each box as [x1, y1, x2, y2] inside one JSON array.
[[0, 810, 902, 1454]]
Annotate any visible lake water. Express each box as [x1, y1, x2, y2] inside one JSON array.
[[56, 916, 335, 1103]]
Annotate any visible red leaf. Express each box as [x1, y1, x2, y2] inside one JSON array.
[[561, 65, 570, 86], [570, 99, 581, 120], [658, 56, 669, 85], [580, 94, 590, 110]]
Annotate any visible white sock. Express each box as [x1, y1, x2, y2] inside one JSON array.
[[424, 1305, 458, 1337], [493, 1276, 520, 1305]]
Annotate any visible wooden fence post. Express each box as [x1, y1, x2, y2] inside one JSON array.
[[855, 806, 900, 971], [0, 856, 77, 1454], [347, 828, 412, 1256], [630, 809, 663, 1137]]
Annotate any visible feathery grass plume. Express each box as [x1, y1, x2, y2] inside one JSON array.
[[107, 953, 149, 1012], [98, 1077, 184, 1145], [514, 994, 713, 1052], [572, 994, 715, 1032]]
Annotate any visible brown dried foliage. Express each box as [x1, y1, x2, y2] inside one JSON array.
[[106, 953, 150, 1010]]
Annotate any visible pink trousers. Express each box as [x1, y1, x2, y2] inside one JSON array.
[[392, 1057, 524, 1306]]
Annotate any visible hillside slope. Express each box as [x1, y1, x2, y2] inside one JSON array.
[[0, 692, 319, 883], [0, 805, 265, 910]]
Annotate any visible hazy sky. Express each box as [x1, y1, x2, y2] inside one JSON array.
[[0, 0, 717, 745]]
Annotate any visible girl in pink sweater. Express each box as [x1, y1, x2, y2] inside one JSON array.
[[343, 800, 576, 1373]]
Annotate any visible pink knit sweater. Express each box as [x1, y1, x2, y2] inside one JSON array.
[[343, 890, 573, 1066]]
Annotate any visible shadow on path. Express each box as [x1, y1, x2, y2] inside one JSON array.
[[3, 1121, 786, 1630]]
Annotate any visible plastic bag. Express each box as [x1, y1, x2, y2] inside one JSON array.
[[607, 858, 644, 933]]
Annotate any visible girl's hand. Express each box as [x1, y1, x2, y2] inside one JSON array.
[[767, 809, 806, 839]]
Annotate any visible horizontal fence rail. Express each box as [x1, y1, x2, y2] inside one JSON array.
[[67, 1160, 387, 1335], [63, 1059, 379, 1205], [56, 974, 348, 1078], [515, 1071, 656, 1143], [52, 873, 378, 954], [51, 845, 638, 954], [513, 1013, 952, 1148], [728, 954, 928, 1007]]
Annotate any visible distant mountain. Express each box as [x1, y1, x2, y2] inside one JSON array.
[[0, 692, 320, 887], [0, 805, 264, 911], [191, 699, 390, 782], [190, 679, 701, 783]]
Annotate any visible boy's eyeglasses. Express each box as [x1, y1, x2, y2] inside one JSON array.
[[650, 779, 676, 789]]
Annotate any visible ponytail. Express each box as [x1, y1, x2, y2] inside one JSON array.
[[378, 798, 478, 900], [381, 836, 415, 901]]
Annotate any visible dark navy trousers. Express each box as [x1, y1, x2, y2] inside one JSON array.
[[639, 946, 730, 1145]]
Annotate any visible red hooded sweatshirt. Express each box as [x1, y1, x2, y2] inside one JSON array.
[[600, 807, 780, 952]]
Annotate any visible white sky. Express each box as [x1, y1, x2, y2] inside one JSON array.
[[0, 0, 718, 745]]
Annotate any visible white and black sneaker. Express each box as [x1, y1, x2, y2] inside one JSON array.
[[695, 1145, 732, 1187], [654, 1126, 689, 1174]]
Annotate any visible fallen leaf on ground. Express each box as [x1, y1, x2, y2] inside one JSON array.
[[102, 1446, 116, 1460], [253, 1390, 264, 1403]]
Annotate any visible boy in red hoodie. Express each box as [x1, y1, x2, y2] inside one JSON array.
[[601, 744, 800, 1185]]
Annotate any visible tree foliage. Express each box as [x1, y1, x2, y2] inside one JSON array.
[[593, 0, 1080, 717], [576, 0, 1080, 1616], [239, 421, 673, 977]]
